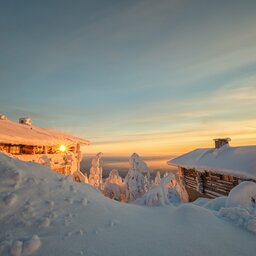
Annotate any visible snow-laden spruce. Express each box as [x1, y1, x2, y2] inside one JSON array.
[[124, 153, 149, 202], [88, 152, 103, 189], [103, 169, 125, 201]]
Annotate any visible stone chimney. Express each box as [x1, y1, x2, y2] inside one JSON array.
[[19, 117, 32, 126], [213, 138, 231, 149], [0, 114, 8, 120]]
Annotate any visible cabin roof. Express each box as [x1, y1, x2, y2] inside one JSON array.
[[0, 119, 90, 146], [168, 145, 256, 180]]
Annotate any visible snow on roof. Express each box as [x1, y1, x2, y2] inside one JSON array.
[[0, 119, 90, 146], [168, 145, 256, 180]]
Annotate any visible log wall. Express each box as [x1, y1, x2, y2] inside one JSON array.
[[180, 167, 254, 201]]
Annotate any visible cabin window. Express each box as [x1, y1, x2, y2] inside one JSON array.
[[35, 146, 44, 154], [0, 145, 10, 153], [21, 145, 34, 154], [9, 146, 20, 154], [222, 175, 233, 182], [47, 146, 58, 154], [69, 146, 76, 153]]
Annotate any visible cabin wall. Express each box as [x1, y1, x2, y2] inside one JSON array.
[[0, 143, 81, 175], [180, 167, 250, 201]]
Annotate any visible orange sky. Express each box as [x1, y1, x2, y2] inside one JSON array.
[[83, 119, 256, 157]]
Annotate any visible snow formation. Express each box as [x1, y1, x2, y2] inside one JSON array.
[[124, 153, 148, 202], [103, 169, 125, 201], [88, 152, 103, 189], [137, 173, 174, 206]]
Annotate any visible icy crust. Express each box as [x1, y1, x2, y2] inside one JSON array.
[[0, 119, 90, 146], [1, 153, 256, 256], [168, 145, 256, 180]]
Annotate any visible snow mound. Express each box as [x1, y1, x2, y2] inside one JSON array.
[[226, 181, 256, 208], [217, 181, 256, 234]]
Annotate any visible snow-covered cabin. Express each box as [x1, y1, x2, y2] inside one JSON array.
[[168, 138, 256, 201], [0, 115, 90, 175]]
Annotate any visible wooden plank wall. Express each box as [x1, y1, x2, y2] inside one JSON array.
[[181, 167, 252, 200]]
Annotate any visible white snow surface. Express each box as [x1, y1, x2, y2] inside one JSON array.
[[226, 181, 256, 208], [168, 145, 256, 180], [1, 153, 256, 256], [0, 119, 90, 146]]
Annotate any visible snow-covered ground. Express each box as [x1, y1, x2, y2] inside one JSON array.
[[0, 153, 255, 256]]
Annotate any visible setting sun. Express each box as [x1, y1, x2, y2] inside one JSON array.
[[59, 145, 66, 152]]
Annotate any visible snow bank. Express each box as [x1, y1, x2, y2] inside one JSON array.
[[217, 181, 256, 234], [0, 153, 255, 256], [226, 181, 256, 208]]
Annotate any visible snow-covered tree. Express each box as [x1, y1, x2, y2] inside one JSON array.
[[173, 174, 189, 203], [137, 173, 174, 207], [124, 153, 148, 202], [103, 169, 125, 201], [154, 171, 161, 184], [73, 170, 88, 183], [88, 152, 103, 189]]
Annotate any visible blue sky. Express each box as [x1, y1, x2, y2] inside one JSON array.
[[1, 0, 256, 155]]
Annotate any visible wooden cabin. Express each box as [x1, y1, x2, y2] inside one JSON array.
[[0, 114, 90, 175], [168, 138, 256, 201]]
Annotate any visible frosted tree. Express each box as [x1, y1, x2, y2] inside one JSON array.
[[88, 152, 103, 189], [154, 171, 161, 184], [103, 169, 125, 201], [124, 153, 148, 202], [137, 173, 174, 206], [73, 170, 89, 183], [144, 175, 150, 192], [173, 174, 189, 202]]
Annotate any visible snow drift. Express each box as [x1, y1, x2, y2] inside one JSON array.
[[0, 153, 255, 256]]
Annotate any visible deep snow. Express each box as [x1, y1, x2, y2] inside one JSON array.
[[0, 153, 255, 256]]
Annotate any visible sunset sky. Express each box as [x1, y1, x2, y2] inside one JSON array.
[[1, 0, 256, 157]]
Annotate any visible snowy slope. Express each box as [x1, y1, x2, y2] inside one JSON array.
[[168, 145, 256, 180], [0, 153, 255, 256], [0, 119, 90, 146]]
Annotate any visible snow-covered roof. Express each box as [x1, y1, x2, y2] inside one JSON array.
[[0, 119, 90, 146], [168, 145, 256, 180]]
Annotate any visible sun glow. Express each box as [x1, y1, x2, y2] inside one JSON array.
[[59, 145, 66, 152]]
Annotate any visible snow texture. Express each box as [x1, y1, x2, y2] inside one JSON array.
[[0, 118, 89, 146], [168, 145, 256, 180], [1, 152, 256, 256]]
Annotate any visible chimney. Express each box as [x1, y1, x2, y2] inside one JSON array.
[[213, 138, 231, 149], [19, 117, 32, 126], [0, 114, 8, 120]]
